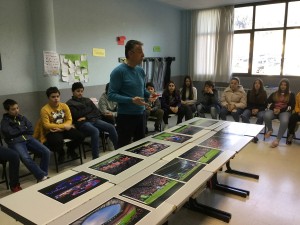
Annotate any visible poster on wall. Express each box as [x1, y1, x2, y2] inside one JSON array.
[[60, 54, 88, 83], [43, 51, 60, 76]]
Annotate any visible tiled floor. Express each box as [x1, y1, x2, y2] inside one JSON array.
[[1, 117, 300, 225]]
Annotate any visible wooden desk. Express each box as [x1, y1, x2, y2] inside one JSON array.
[[0, 170, 114, 225]]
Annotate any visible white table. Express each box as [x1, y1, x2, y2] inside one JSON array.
[[0, 170, 114, 225]]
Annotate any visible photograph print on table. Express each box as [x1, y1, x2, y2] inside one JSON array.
[[70, 197, 150, 225], [121, 174, 184, 208], [189, 118, 219, 128], [38, 172, 107, 204], [171, 125, 204, 135], [153, 158, 206, 182], [152, 132, 192, 143], [125, 141, 170, 157], [89, 154, 143, 175], [179, 145, 222, 164]]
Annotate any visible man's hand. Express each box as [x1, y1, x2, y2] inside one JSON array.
[[252, 109, 259, 115], [170, 106, 178, 113], [104, 112, 114, 118], [64, 124, 75, 131], [132, 97, 147, 106], [274, 108, 280, 115], [50, 127, 63, 132], [77, 117, 86, 121]]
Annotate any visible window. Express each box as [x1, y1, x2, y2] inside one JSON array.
[[232, 0, 300, 77]]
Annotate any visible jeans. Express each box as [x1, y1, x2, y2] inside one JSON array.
[[8, 137, 50, 180], [197, 104, 220, 119], [80, 120, 118, 159], [117, 114, 145, 148], [264, 110, 291, 140], [219, 107, 243, 122], [0, 147, 20, 188], [241, 109, 265, 124]]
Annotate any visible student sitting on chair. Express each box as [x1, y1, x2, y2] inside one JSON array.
[[180, 75, 197, 121], [145, 82, 164, 132], [67, 82, 118, 158], [219, 77, 246, 122], [35, 87, 85, 163], [286, 91, 300, 145], [241, 78, 267, 125], [1, 99, 50, 182], [161, 81, 186, 130], [0, 146, 22, 192], [98, 82, 118, 126], [264, 79, 295, 148], [197, 80, 220, 119]]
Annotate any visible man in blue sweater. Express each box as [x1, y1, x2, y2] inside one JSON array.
[[108, 40, 150, 148]]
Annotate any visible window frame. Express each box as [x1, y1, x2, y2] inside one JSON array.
[[233, 0, 300, 77]]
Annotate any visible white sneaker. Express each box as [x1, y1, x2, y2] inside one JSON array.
[[163, 124, 169, 131], [107, 138, 115, 151]]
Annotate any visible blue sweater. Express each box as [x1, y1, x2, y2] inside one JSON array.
[[108, 63, 150, 115]]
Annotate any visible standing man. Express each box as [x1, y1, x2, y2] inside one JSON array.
[[66, 82, 118, 159], [108, 40, 150, 148]]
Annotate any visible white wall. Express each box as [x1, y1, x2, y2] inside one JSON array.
[[0, 0, 184, 95]]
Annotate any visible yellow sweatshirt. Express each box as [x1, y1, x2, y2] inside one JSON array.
[[34, 103, 72, 143]]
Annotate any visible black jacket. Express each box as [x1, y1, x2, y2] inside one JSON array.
[[66, 96, 102, 128], [1, 113, 33, 145]]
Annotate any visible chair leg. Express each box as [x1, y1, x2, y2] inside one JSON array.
[[79, 145, 83, 165], [53, 151, 59, 173]]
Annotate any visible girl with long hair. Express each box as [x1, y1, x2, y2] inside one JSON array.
[[264, 78, 295, 147]]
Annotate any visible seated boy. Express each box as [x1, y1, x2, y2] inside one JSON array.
[[66, 82, 118, 159], [145, 82, 164, 132], [1, 99, 50, 182], [35, 87, 85, 163]]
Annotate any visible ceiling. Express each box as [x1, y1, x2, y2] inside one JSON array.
[[153, 0, 269, 10]]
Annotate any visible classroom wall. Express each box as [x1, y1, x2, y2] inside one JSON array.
[[0, 0, 185, 123]]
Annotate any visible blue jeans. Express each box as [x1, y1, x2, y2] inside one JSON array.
[[241, 109, 265, 125], [80, 120, 118, 159], [264, 110, 291, 140], [8, 137, 50, 180], [219, 107, 243, 122], [197, 103, 220, 119]]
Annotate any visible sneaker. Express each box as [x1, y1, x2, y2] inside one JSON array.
[[11, 184, 22, 193], [107, 138, 115, 151], [38, 176, 49, 183], [286, 134, 294, 145]]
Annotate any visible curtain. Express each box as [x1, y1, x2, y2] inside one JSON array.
[[188, 6, 234, 83], [142, 58, 165, 92]]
